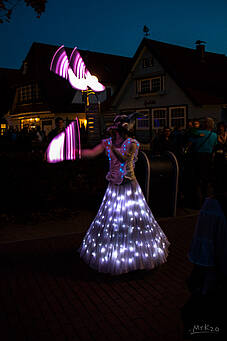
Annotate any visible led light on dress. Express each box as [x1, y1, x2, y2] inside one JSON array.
[[79, 137, 170, 275]]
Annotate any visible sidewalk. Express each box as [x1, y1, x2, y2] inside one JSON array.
[[0, 209, 199, 341]]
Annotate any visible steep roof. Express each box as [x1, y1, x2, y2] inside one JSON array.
[[139, 38, 227, 105], [17, 42, 132, 112]]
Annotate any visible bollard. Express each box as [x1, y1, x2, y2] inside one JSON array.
[[136, 151, 179, 217]]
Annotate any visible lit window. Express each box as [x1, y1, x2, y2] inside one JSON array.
[[152, 109, 167, 131], [136, 110, 150, 130], [79, 118, 87, 129], [0, 123, 6, 136]]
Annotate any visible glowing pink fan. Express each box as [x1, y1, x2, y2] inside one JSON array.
[[50, 45, 69, 80], [46, 118, 81, 163], [50, 45, 105, 92]]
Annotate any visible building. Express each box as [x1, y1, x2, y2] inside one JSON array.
[[111, 38, 227, 147], [2, 38, 227, 148], [4, 42, 132, 144]]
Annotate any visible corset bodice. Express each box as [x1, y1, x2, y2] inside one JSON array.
[[103, 137, 140, 185]]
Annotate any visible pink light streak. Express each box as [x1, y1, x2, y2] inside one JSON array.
[[77, 57, 83, 78], [46, 131, 65, 163], [76, 117, 82, 159], [50, 45, 64, 72], [46, 120, 81, 163], [66, 122, 75, 161], [50, 46, 69, 80], [68, 68, 87, 90], [61, 55, 69, 78], [69, 47, 79, 75], [50, 45, 105, 92]]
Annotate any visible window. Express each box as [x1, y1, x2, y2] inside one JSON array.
[[151, 78, 161, 92], [141, 80, 150, 94], [137, 76, 162, 94], [142, 57, 153, 68], [169, 107, 186, 129], [79, 118, 87, 129], [0, 124, 6, 136], [18, 85, 32, 103], [136, 110, 150, 130], [17, 83, 41, 104], [152, 109, 168, 131], [20, 117, 40, 130]]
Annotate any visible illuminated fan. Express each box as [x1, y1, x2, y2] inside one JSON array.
[[50, 45, 105, 92], [46, 118, 81, 163]]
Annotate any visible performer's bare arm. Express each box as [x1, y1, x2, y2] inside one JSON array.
[[111, 143, 137, 162], [82, 143, 105, 158]]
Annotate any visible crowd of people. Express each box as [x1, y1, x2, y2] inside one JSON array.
[[1, 125, 47, 151], [151, 117, 227, 209], [1, 117, 87, 152], [1, 116, 226, 209]]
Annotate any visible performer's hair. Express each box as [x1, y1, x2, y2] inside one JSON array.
[[113, 115, 129, 136], [107, 112, 141, 137], [107, 115, 127, 136]]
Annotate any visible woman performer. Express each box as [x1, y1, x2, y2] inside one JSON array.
[[79, 114, 170, 275]]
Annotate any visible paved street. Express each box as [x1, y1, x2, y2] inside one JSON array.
[[0, 212, 206, 341]]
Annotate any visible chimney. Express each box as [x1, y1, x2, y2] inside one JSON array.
[[195, 40, 206, 61]]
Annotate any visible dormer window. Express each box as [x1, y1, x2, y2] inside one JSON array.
[[142, 57, 153, 68]]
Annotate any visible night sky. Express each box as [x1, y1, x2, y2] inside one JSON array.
[[1, 0, 227, 69]]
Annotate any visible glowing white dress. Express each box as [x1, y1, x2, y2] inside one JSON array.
[[79, 137, 170, 275]]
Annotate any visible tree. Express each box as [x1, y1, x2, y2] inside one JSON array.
[[0, 0, 47, 23]]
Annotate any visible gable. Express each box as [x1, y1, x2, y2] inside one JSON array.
[[112, 38, 227, 108], [133, 46, 165, 78], [112, 45, 192, 111]]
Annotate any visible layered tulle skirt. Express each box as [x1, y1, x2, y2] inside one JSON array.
[[79, 180, 170, 275]]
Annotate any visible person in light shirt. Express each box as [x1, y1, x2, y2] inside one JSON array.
[[188, 117, 217, 208]]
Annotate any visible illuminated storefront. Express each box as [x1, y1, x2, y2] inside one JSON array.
[[6, 111, 88, 136], [20, 117, 40, 129]]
